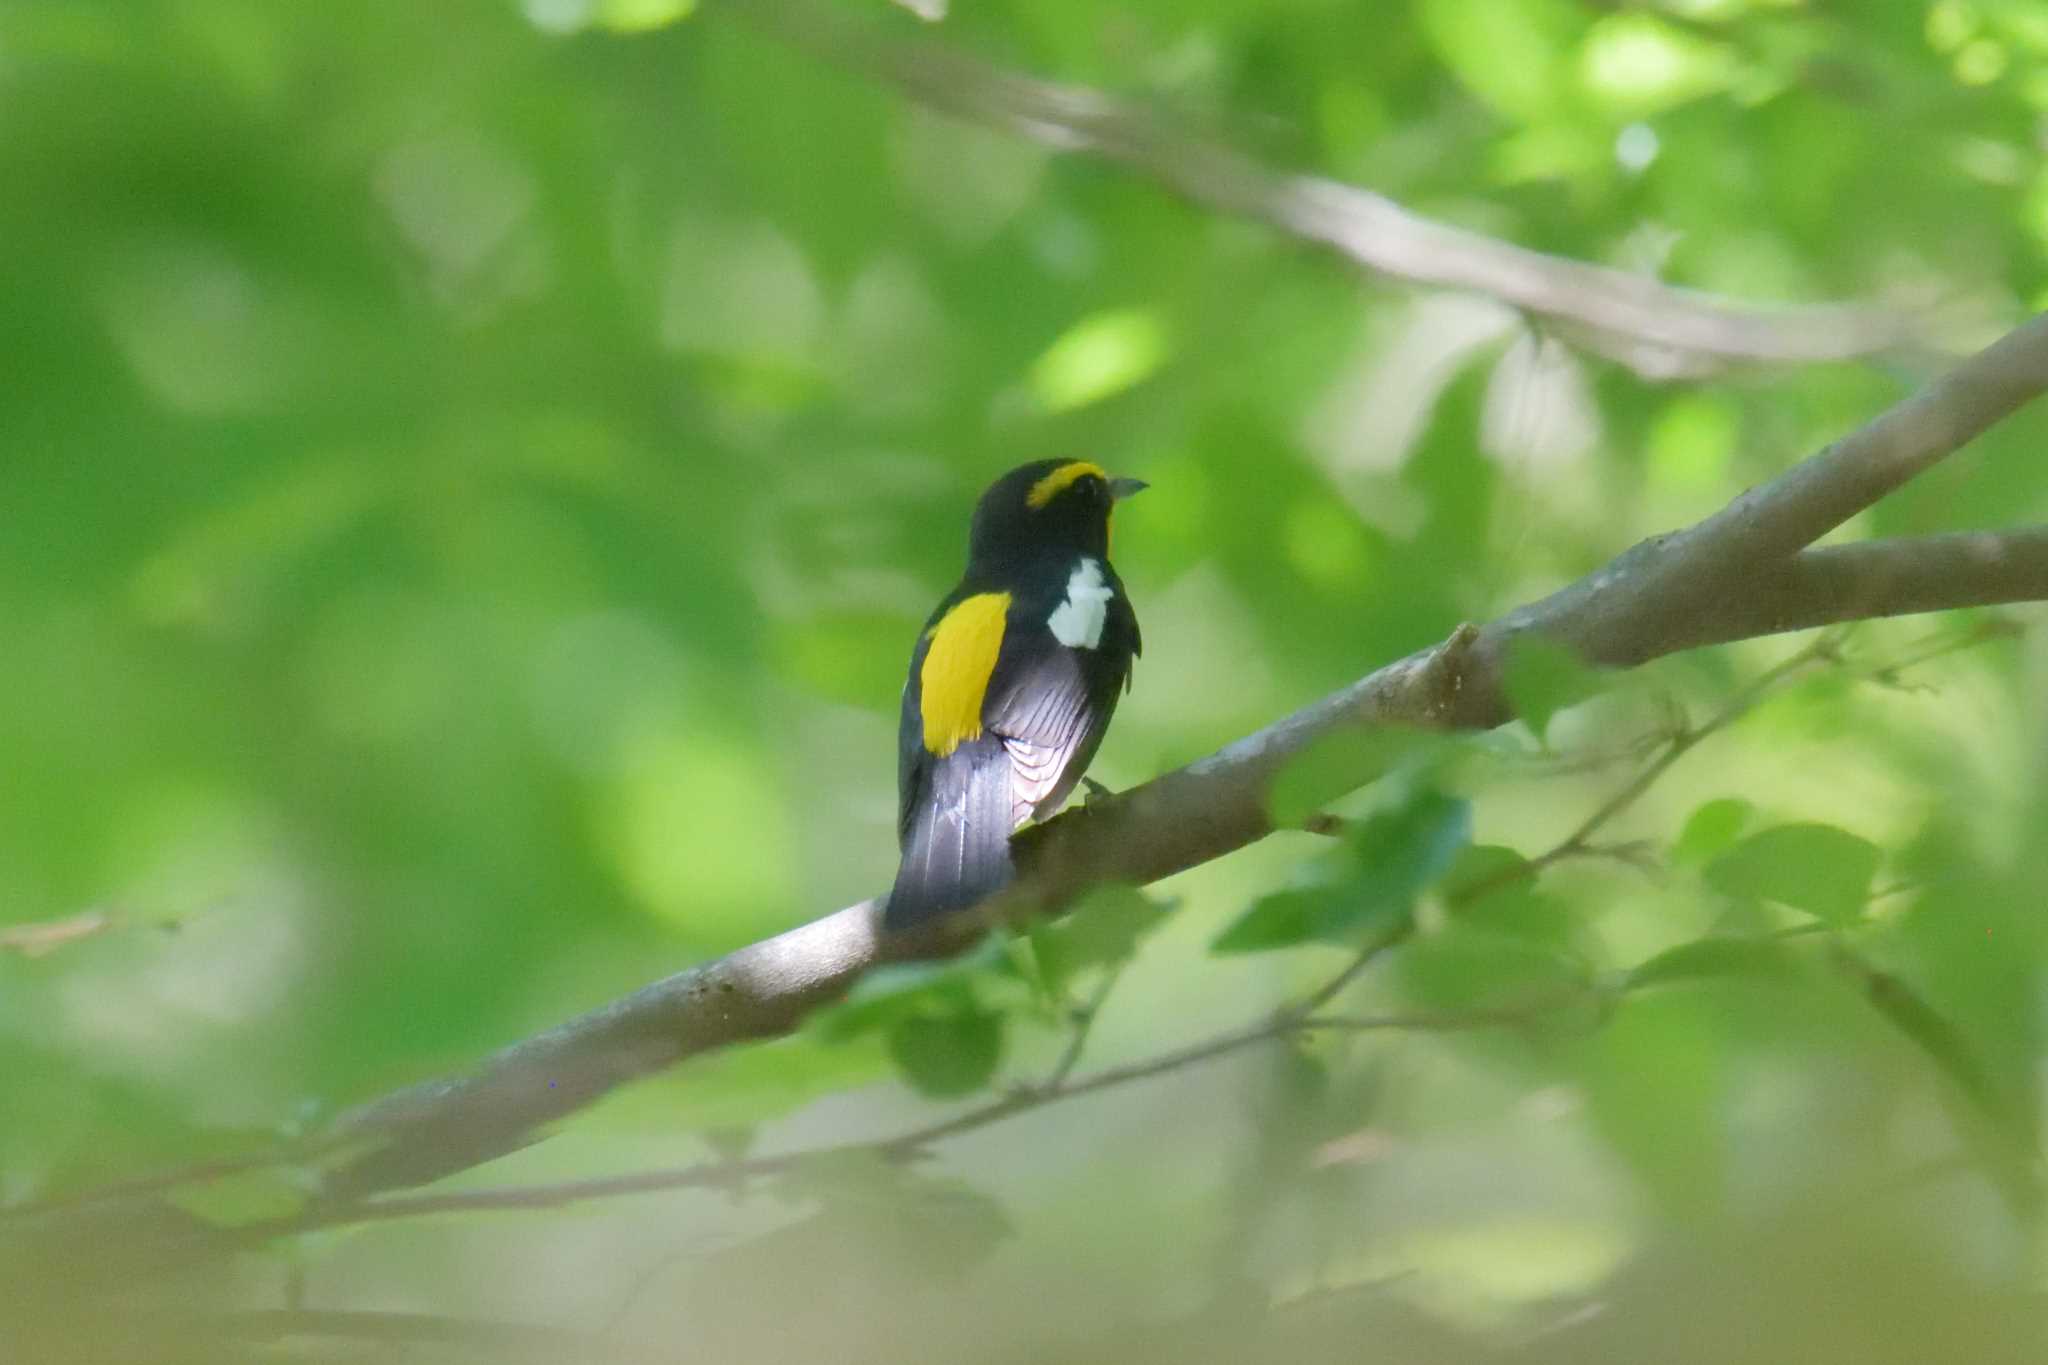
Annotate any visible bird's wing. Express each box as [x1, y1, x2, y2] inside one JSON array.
[[985, 593, 1137, 826]]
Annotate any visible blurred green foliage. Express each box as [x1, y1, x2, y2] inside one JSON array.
[[3, 0, 2048, 1359]]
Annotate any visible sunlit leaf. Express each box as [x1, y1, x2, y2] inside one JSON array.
[[1579, 13, 1740, 116], [1420, 0, 1580, 121], [1671, 797, 1754, 866], [1029, 307, 1170, 412]]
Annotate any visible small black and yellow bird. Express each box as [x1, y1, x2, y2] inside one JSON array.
[[885, 459, 1145, 930]]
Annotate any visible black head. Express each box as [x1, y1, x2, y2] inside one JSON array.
[[966, 459, 1147, 569]]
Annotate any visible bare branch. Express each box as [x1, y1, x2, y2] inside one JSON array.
[[727, 0, 1926, 374]]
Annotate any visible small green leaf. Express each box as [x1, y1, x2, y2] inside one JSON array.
[[1443, 845, 1572, 947], [1265, 727, 1451, 829], [1671, 798, 1753, 866], [1029, 308, 1169, 412], [808, 937, 1012, 1042], [887, 1009, 1004, 1098], [1706, 823, 1881, 925], [1029, 885, 1171, 995], [583, 1032, 893, 1135], [1214, 791, 1471, 953], [1210, 888, 1342, 955], [1626, 937, 1801, 991], [1502, 636, 1605, 744], [1421, 0, 1579, 122], [1398, 929, 1588, 1013], [1579, 13, 1739, 118]]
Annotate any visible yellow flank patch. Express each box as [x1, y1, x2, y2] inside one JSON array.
[[920, 592, 1011, 755], [1026, 460, 1107, 510]]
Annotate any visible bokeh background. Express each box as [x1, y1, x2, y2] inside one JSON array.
[[5, 0, 2048, 1360]]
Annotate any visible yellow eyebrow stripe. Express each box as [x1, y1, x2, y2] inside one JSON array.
[[1025, 460, 1107, 509], [920, 592, 1011, 756]]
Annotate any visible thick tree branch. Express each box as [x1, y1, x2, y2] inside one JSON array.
[[258, 622, 1859, 1236], [1665, 526, 2048, 651], [307, 316, 2048, 1207], [727, 0, 1925, 375]]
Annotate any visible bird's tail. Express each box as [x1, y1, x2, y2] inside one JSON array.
[[886, 736, 1015, 930]]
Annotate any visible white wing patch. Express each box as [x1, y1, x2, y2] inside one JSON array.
[[1046, 557, 1112, 649]]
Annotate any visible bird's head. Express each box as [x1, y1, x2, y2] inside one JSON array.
[[967, 459, 1147, 566]]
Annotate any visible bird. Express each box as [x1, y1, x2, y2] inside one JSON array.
[[884, 459, 1146, 931]]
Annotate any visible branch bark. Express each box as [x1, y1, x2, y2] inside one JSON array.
[[314, 313, 2048, 1205], [727, 0, 1927, 375]]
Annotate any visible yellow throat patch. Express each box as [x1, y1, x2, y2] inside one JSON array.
[[1026, 460, 1108, 509], [920, 592, 1011, 755]]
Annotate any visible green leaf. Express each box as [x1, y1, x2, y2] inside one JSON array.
[[1578, 994, 1727, 1219], [1213, 790, 1471, 954], [583, 1032, 893, 1135], [886, 1009, 1004, 1098], [1398, 928, 1588, 1014], [1671, 797, 1754, 866], [1705, 823, 1882, 925], [1264, 726, 1452, 829], [1420, 0, 1580, 122], [1442, 844, 1573, 947], [1626, 937, 1802, 991], [808, 936, 1013, 1042], [1029, 885, 1172, 997], [1029, 308, 1170, 412], [1578, 13, 1739, 118], [1209, 887, 1345, 955], [1501, 636, 1605, 744]]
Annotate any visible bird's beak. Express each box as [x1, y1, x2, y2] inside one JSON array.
[[1108, 477, 1149, 502]]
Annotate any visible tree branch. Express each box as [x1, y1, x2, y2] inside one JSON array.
[[726, 0, 1926, 375], [1665, 526, 2048, 652], [248, 617, 2008, 1249], [302, 317, 2048, 1205]]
